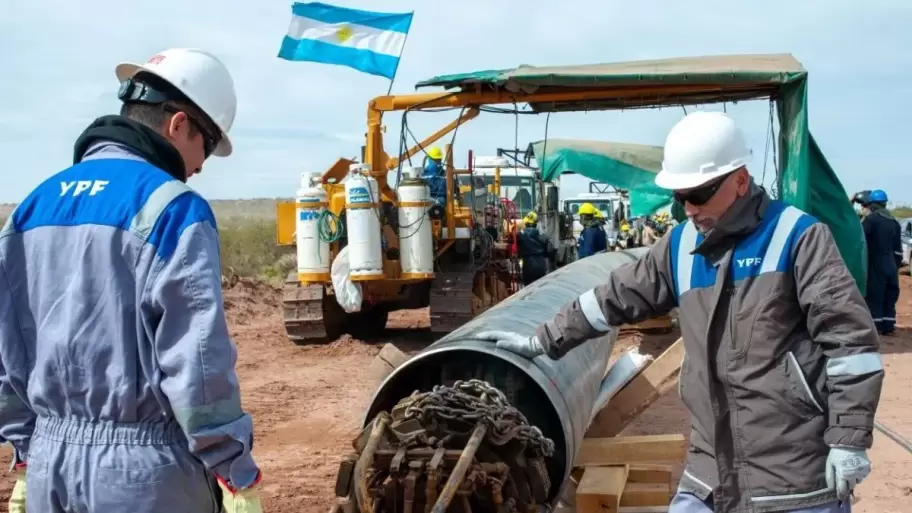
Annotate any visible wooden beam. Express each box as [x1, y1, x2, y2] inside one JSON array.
[[626, 464, 673, 485], [620, 483, 672, 508], [367, 343, 411, 384], [620, 316, 673, 331], [576, 466, 629, 513], [587, 339, 685, 438], [576, 435, 687, 467]]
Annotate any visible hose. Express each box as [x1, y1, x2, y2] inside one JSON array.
[[312, 209, 344, 266], [318, 209, 345, 243], [874, 420, 912, 454]]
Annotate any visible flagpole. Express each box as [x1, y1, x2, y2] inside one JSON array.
[[385, 11, 414, 96]]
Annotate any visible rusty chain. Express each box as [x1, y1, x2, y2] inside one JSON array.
[[401, 378, 555, 457]]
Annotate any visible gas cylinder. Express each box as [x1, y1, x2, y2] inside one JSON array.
[[397, 166, 435, 279], [344, 164, 383, 280], [295, 171, 330, 282]]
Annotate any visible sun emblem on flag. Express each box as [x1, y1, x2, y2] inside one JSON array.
[[335, 25, 353, 43]]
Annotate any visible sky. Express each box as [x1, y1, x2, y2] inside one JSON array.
[[1, 0, 911, 205]]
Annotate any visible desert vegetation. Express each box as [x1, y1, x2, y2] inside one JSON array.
[[0, 199, 295, 284]]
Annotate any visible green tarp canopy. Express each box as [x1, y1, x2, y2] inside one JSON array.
[[416, 53, 868, 293], [530, 139, 673, 217]]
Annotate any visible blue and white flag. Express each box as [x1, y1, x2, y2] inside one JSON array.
[[278, 2, 414, 79]]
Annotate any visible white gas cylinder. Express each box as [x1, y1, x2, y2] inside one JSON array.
[[295, 171, 330, 282], [344, 164, 384, 279], [397, 167, 435, 279]]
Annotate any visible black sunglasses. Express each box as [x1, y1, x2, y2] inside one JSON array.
[[672, 173, 731, 206], [119, 79, 220, 158], [162, 105, 219, 158]]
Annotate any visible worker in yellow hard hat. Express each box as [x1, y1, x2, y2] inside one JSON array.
[[577, 202, 607, 258], [422, 146, 447, 208], [516, 211, 551, 285]]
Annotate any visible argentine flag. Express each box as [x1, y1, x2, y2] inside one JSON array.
[[278, 2, 414, 80]]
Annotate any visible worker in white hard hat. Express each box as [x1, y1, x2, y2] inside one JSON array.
[[0, 48, 262, 512], [476, 111, 883, 513]]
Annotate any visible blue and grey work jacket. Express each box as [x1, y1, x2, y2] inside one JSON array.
[[0, 143, 260, 488]]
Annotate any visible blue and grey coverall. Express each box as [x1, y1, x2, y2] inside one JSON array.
[[0, 143, 259, 511], [862, 205, 903, 334], [577, 221, 608, 258]]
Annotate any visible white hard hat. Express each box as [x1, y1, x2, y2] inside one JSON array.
[[115, 48, 237, 157], [655, 111, 752, 190]]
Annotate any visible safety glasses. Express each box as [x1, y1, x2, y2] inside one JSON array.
[[672, 173, 731, 206], [119, 79, 220, 158], [163, 105, 219, 158]]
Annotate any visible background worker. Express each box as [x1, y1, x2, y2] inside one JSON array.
[[516, 212, 552, 285], [477, 111, 883, 513], [0, 48, 262, 512], [577, 202, 607, 258], [422, 146, 448, 208], [641, 216, 660, 246], [859, 189, 903, 335]]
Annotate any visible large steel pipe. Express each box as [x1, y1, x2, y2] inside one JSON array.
[[364, 247, 651, 504]]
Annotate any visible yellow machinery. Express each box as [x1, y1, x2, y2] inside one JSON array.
[[276, 106, 524, 342], [274, 53, 821, 343]]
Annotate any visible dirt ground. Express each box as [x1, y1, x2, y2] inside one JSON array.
[[2, 276, 912, 512]]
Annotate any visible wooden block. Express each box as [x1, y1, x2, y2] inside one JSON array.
[[368, 344, 411, 383], [587, 339, 685, 438], [576, 435, 687, 467], [367, 357, 396, 383], [620, 316, 673, 331], [626, 464, 673, 485], [377, 343, 410, 369], [576, 466, 629, 513], [620, 483, 672, 508]]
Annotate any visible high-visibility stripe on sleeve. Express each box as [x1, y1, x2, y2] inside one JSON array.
[[579, 288, 611, 332], [826, 353, 884, 376]]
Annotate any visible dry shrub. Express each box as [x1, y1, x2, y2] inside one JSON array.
[[217, 217, 292, 283]]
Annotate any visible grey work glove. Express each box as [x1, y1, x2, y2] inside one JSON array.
[[475, 330, 546, 359], [825, 446, 871, 500]]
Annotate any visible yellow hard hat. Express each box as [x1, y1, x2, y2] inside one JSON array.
[[578, 202, 597, 216], [523, 212, 538, 224], [621, 223, 630, 231], [427, 146, 443, 160]]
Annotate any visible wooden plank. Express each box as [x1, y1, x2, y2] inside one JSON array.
[[620, 316, 673, 331], [587, 339, 685, 438], [367, 344, 410, 384], [626, 464, 673, 485], [576, 465, 629, 513], [377, 343, 410, 368], [576, 435, 687, 467], [620, 483, 672, 508]]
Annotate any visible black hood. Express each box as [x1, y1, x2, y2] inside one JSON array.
[[870, 202, 895, 221], [73, 115, 186, 182]]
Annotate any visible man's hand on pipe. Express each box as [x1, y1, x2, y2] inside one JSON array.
[[475, 331, 546, 359]]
